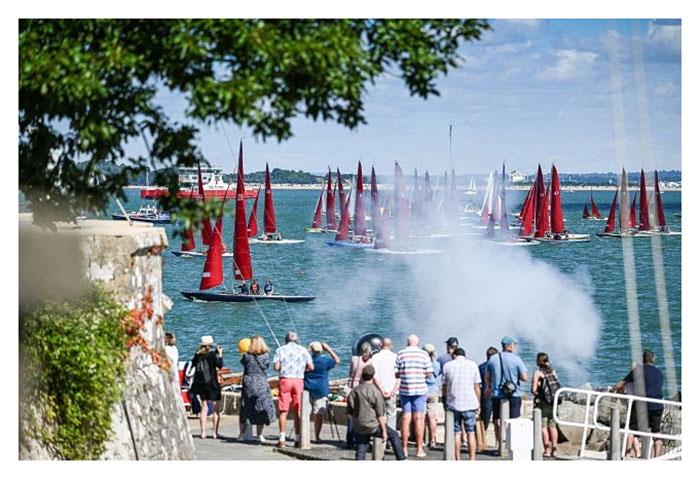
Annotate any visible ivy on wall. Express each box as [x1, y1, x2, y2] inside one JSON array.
[[19, 286, 129, 460]]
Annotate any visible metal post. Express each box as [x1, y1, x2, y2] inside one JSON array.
[[609, 407, 621, 460], [372, 436, 384, 460], [532, 408, 543, 460], [300, 390, 311, 450], [499, 399, 510, 458], [444, 409, 455, 460]]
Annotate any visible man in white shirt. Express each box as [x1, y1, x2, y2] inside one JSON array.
[[165, 332, 180, 398], [371, 337, 400, 430], [442, 348, 481, 460]]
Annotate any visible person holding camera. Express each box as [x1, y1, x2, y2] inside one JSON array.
[[484, 336, 528, 452]]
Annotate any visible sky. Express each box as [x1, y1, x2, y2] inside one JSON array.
[[143, 19, 681, 176]]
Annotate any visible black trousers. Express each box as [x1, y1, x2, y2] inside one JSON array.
[[354, 426, 406, 461]]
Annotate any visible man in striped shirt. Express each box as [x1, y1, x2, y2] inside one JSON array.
[[394, 334, 433, 458]]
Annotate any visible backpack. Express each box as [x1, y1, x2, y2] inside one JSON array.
[[541, 370, 561, 405], [193, 355, 212, 385]]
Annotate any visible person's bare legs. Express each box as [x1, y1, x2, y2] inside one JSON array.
[[468, 431, 477, 460], [278, 411, 289, 445], [293, 409, 301, 441], [198, 396, 207, 437], [414, 412, 426, 455], [211, 403, 220, 439], [653, 438, 662, 458], [312, 413, 323, 441], [428, 411, 438, 446], [542, 426, 552, 456], [548, 425, 558, 456], [256, 424, 264, 437], [494, 418, 501, 451], [454, 432, 462, 460], [401, 411, 412, 456]]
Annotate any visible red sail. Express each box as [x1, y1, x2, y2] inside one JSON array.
[[519, 185, 533, 219], [247, 189, 260, 237], [335, 196, 352, 241], [263, 163, 276, 233], [534, 165, 547, 235], [590, 192, 602, 219], [199, 236, 224, 290], [325, 169, 337, 229], [182, 227, 196, 251], [519, 185, 535, 236], [550, 164, 564, 234], [353, 161, 368, 237], [639, 169, 650, 231], [629, 192, 637, 229], [233, 142, 253, 281], [370, 166, 379, 221], [311, 187, 324, 229], [197, 163, 214, 245], [582, 204, 591, 219], [535, 183, 549, 238], [654, 170, 666, 227], [336, 168, 346, 215], [604, 190, 618, 233]]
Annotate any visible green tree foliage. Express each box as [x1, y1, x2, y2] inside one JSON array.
[[19, 287, 129, 459], [19, 19, 489, 228]]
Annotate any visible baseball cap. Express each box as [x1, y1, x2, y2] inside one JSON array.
[[501, 336, 517, 346], [309, 341, 323, 353], [445, 337, 459, 347]]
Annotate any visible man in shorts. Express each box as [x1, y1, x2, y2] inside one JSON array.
[[442, 348, 481, 460], [613, 350, 665, 458], [273, 331, 314, 448], [303, 341, 340, 443], [394, 334, 433, 458]]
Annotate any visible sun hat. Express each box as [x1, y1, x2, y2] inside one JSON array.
[[423, 343, 436, 354], [238, 337, 251, 353], [309, 341, 323, 353], [200, 335, 215, 346], [501, 336, 517, 346]]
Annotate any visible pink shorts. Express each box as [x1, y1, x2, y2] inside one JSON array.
[[278, 378, 304, 414]]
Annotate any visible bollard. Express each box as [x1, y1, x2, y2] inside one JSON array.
[[300, 390, 311, 450], [609, 407, 621, 460], [372, 436, 384, 460], [444, 409, 455, 460], [499, 399, 510, 458], [532, 408, 543, 460]]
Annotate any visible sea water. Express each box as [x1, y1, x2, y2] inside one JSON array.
[[116, 188, 682, 393]]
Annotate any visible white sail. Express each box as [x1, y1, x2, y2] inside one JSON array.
[[480, 172, 495, 218]]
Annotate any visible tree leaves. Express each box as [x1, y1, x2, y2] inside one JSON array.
[[19, 19, 489, 227]]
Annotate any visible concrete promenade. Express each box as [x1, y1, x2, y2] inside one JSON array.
[[188, 414, 508, 461]]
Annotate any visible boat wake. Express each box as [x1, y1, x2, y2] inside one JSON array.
[[249, 239, 305, 244], [366, 247, 443, 255]]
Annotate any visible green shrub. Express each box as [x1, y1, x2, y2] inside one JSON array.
[[19, 286, 129, 460]]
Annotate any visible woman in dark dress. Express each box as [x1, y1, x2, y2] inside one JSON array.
[[190, 335, 223, 438], [239, 335, 277, 443]]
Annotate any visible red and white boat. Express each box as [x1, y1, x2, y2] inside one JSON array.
[[596, 168, 648, 238], [248, 164, 304, 244], [327, 161, 374, 248], [582, 188, 606, 220], [140, 166, 257, 200]]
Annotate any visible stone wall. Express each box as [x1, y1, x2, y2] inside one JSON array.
[[19, 216, 195, 460]]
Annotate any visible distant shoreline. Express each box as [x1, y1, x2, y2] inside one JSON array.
[[124, 184, 681, 192]]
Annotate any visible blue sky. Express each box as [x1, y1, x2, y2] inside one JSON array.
[[146, 19, 681, 175]]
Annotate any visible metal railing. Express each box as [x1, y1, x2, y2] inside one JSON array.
[[553, 387, 681, 460]]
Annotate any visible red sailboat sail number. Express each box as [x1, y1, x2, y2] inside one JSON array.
[[550, 165, 564, 234], [263, 164, 276, 234]]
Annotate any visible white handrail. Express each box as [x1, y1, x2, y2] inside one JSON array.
[[553, 387, 681, 460]]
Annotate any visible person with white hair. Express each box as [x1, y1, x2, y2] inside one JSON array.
[[394, 334, 433, 458], [273, 331, 314, 448]]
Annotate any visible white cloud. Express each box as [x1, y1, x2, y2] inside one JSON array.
[[539, 49, 598, 81], [499, 19, 543, 29], [652, 81, 679, 97], [647, 22, 681, 54]]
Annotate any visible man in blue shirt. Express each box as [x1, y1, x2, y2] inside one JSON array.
[[485, 336, 528, 452], [304, 341, 340, 442], [478, 346, 499, 442]]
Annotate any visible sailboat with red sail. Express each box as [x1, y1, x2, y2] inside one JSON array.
[[647, 170, 680, 236], [597, 168, 648, 238], [583, 188, 605, 220], [247, 188, 261, 238], [250, 163, 304, 244], [305, 185, 325, 233], [181, 142, 315, 303], [326, 161, 375, 248], [535, 164, 590, 242]]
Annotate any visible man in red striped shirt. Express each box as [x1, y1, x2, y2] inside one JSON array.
[[394, 334, 433, 458]]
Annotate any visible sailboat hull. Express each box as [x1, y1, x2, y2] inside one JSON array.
[[536, 233, 591, 243], [249, 237, 305, 244], [595, 231, 649, 238], [172, 250, 234, 258], [181, 291, 315, 303], [326, 240, 375, 248]]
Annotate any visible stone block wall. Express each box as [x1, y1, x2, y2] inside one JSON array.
[[19, 217, 195, 460]]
